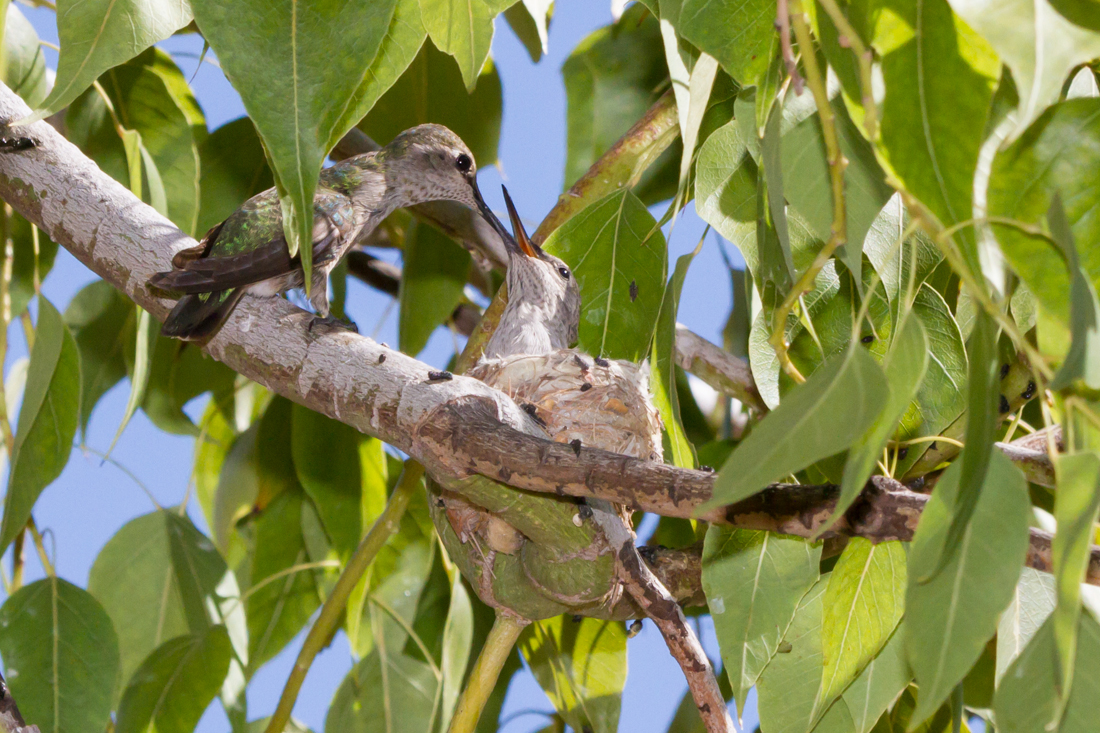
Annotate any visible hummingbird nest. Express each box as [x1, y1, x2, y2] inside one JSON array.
[[470, 348, 664, 463]]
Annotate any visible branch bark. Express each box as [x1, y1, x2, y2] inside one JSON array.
[[0, 672, 38, 733]]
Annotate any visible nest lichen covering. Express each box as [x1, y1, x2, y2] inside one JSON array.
[[469, 349, 663, 462]]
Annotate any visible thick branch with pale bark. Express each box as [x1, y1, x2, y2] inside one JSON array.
[[0, 82, 1095, 594]]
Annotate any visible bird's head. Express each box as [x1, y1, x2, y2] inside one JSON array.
[[491, 186, 581, 351], [381, 124, 487, 213]]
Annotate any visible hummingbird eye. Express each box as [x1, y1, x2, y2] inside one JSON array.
[[455, 153, 472, 173], [557, 266, 571, 280]]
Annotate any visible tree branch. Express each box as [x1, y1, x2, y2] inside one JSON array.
[[590, 503, 732, 733], [0, 81, 1093, 604], [0, 672, 38, 733]]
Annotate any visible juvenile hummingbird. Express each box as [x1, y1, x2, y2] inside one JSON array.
[[473, 187, 663, 463], [482, 187, 581, 359], [150, 124, 500, 340]]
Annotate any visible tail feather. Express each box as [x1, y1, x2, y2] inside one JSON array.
[[148, 269, 230, 294], [160, 289, 244, 341]]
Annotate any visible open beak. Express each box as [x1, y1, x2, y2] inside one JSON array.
[[501, 186, 540, 258], [471, 180, 522, 255]]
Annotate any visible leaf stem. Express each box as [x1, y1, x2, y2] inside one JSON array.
[[263, 460, 425, 733], [447, 613, 527, 733], [770, 2, 849, 385], [27, 519, 52, 577], [815, 0, 878, 140], [0, 204, 15, 456]]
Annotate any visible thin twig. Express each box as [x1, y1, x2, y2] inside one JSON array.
[[815, 0, 877, 140], [26, 520, 51, 577], [263, 461, 425, 733], [0, 204, 16, 454], [589, 505, 732, 733], [776, 0, 803, 93], [448, 613, 527, 733], [770, 1, 849, 384]]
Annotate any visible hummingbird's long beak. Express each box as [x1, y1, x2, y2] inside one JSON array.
[[471, 180, 521, 255], [500, 186, 540, 258]]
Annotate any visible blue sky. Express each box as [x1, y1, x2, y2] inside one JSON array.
[[10, 4, 756, 732]]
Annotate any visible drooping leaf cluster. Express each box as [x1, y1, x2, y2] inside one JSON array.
[[0, 0, 1099, 732]]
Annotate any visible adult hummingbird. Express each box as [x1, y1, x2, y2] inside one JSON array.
[[150, 124, 500, 340]]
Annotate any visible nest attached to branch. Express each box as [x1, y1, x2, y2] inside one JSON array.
[[469, 348, 664, 462]]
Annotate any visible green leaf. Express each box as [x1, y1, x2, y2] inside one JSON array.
[[141, 335, 236, 436], [419, 0, 499, 91], [905, 450, 1031, 724], [246, 487, 323, 673], [0, 296, 80, 552], [651, 248, 699, 468], [1048, 195, 1100, 391], [817, 539, 907, 718], [359, 33, 501, 167], [695, 114, 825, 300], [780, 97, 894, 287], [893, 284, 969, 477], [761, 101, 794, 284], [997, 567, 1056, 683], [861, 196, 943, 316], [399, 220, 472, 356], [1050, 451, 1100, 710], [678, 52, 720, 195], [988, 99, 1100, 327], [837, 625, 911, 733], [88, 509, 246, 691], [63, 281, 133, 436], [346, 0, 429, 137], [291, 404, 367, 559], [824, 314, 928, 536], [197, 117, 274, 235], [2, 4, 48, 107], [190, 0, 400, 285], [948, 0, 1100, 139], [519, 616, 627, 733], [9, 213, 59, 320], [993, 610, 1100, 733], [695, 120, 764, 276], [756, 578, 857, 733], [326, 647, 440, 733], [440, 575, 474, 731], [29, 0, 192, 120], [248, 718, 313, 733], [1048, 0, 1100, 31], [871, 0, 1000, 272], [347, 498, 433, 658], [678, 0, 779, 86], [0, 578, 119, 733], [115, 626, 232, 733], [708, 345, 888, 507], [504, 0, 552, 62], [924, 309, 1001, 580], [561, 4, 678, 197], [701, 526, 821, 715], [105, 306, 154, 457], [542, 189, 668, 361], [65, 49, 206, 235]]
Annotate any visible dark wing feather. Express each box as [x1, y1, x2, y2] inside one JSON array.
[[150, 190, 356, 294], [159, 289, 245, 341]]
